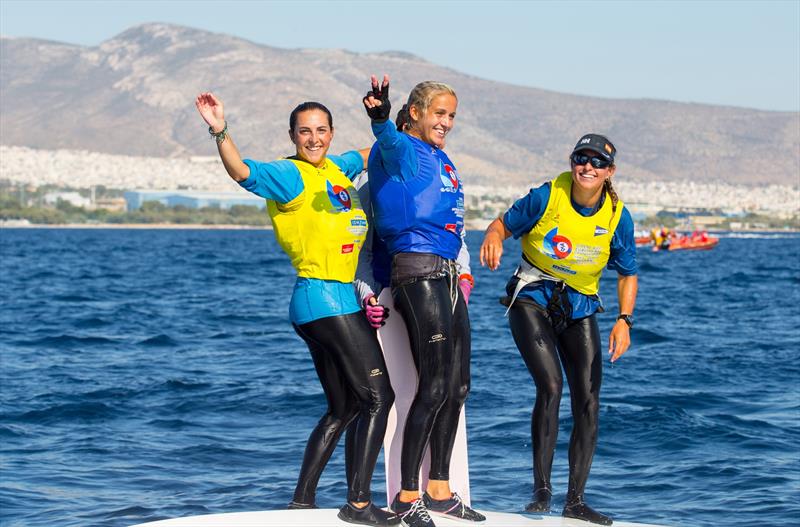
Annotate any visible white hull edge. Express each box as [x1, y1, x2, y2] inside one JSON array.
[[131, 508, 670, 527]]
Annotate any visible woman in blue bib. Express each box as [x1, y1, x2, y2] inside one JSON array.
[[362, 77, 484, 527], [480, 134, 638, 526], [195, 92, 399, 527]]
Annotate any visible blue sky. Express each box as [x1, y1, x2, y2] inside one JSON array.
[[1, 0, 798, 112]]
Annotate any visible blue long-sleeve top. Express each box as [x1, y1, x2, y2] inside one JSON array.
[[366, 119, 464, 259], [503, 181, 637, 318], [370, 119, 418, 182], [352, 171, 471, 302], [239, 152, 365, 325]]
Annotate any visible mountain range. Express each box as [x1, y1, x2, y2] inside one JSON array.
[[1, 23, 798, 187]]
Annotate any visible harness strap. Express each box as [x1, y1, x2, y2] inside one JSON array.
[[504, 259, 563, 316], [447, 259, 459, 314]]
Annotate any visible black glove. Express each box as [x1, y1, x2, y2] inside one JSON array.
[[363, 81, 391, 122]]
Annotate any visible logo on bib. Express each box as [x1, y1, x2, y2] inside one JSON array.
[[594, 226, 609, 236], [327, 181, 352, 212], [543, 227, 573, 259], [440, 163, 459, 191]]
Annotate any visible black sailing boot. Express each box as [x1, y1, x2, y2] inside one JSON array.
[[287, 500, 318, 510], [562, 494, 613, 525], [525, 486, 552, 513]]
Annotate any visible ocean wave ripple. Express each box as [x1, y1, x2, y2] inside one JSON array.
[[1, 229, 798, 527]]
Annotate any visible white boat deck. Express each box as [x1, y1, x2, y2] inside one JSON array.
[[132, 508, 669, 527]]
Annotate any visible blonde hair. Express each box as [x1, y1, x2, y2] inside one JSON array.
[[406, 81, 457, 125]]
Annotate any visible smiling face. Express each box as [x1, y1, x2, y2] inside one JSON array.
[[570, 149, 616, 205], [288, 109, 333, 167], [409, 93, 457, 149]]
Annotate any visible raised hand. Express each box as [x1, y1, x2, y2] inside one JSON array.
[[362, 74, 391, 122], [195, 92, 226, 133]]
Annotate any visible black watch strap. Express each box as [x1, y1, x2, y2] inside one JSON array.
[[617, 314, 634, 328]]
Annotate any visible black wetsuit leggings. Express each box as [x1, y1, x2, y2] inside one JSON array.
[[508, 302, 602, 501], [392, 273, 471, 491], [292, 312, 394, 504]]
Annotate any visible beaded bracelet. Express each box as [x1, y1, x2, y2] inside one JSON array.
[[208, 121, 228, 144]]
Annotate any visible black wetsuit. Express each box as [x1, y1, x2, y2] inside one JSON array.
[[292, 312, 394, 504], [506, 290, 602, 505], [390, 253, 471, 491]]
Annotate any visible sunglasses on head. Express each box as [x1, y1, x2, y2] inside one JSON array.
[[571, 152, 612, 169]]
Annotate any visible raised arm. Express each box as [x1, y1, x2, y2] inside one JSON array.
[[480, 216, 512, 271], [362, 74, 391, 123], [361, 75, 416, 179], [195, 92, 250, 182], [608, 274, 638, 362]]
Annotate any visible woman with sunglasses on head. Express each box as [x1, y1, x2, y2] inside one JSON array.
[[479, 134, 638, 526], [194, 92, 398, 527], [362, 76, 483, 527]]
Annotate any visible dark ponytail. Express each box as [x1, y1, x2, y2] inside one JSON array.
[[396, 104, 410, 132]]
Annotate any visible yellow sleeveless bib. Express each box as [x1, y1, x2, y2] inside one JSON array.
[[267, 158, 368, 283], [522, 172, 623, 295]]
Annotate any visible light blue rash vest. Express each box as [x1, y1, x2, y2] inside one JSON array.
[[239, 151, 364, 325]]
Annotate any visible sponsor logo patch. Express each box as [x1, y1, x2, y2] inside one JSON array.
[[428, 333, 447, 343], [439, 163, 459, 189], [594, 226, 608, 236], [445, 223, 457, 233], [341, 244, 354, 254], [327, 181, 352, 212], [543, 227, 573, 259], [348, 216, 368, 236], [552, 264, 577, 275], [439, 162, 460, 193]]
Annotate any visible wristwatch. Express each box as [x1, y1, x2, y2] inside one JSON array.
[[617, 314, 634, 328]]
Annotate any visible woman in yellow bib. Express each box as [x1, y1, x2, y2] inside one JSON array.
[[480, 134, 638, 526], [195, 93, 399, 527]]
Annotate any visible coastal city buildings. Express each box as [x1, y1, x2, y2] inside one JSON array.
[[122, 190, 265, 211], [1, 145, 798, 228]]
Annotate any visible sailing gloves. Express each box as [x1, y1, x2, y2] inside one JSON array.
[[363, 294, 390, 329], [459, 279, 473, 306], [363, 79, 391, 122]]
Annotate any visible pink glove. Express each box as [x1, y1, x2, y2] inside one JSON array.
[[459, 279, 473, 305], [363, 294, 390, 329]]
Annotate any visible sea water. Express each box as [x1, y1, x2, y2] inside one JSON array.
[[1, 229, 798, 527]]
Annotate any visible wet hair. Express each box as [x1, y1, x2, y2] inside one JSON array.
[[405, 81, 457, 126], [395, 104, 410, 132], [289, 102, 333, 133], [600, 137, 619, 214], [604, 177, 619, 215]]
